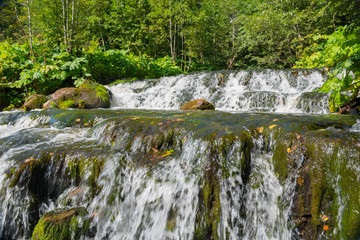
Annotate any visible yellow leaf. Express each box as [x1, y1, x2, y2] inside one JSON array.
[[84, 123, 89, 126], [256, 127, 264, 133], [76, 118, 81, 122], [186, 113, 192, 115], [269, 124, 277, 129], [158, 123, 162, 125], [287, 148, 292, 154], [272, 119, 279, 122], [321, 214, 329, 222], [175, 119, 184, 122], [24, 158, 35, 163], [161, 150, 174, 157]]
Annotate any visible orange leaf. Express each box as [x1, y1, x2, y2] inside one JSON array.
[[323, 225, 329, 231], [256, 127, 264, 133], [297, 176, 304, 186], [151, 148, 159, 153]]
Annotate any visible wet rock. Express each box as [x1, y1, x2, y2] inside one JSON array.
[[24, 94, 49, 111], [180, 99, 215, 111], [43, 82, 110, 109], [339, 98, 360, 115], [31, 207, 90, 240]]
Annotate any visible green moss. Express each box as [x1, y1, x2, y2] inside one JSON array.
[[273, 141, 288, 183], [78, 100, 85, 109], [203, 178, 221, 239], [58, 100, 76, 109], [88, 157, 105, 197], [80, 80, 110, 105], [31, 207, 90, 240]]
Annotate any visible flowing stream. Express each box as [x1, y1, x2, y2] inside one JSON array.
[[1, 69, 360, 240], [108, 69, 330, 114]]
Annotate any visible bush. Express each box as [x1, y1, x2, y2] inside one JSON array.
[[295, 26, 360, 112], [0, 41, 182, 110]]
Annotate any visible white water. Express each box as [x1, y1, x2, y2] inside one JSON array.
[[108, 69, 330, 114]]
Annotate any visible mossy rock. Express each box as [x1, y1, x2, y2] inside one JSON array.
[[43, 81, 110, 110], [31, 207, 90, 240], [180, 99, 215, 111], [24, 94, 49, 111]]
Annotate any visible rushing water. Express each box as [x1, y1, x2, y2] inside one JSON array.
[[108, 69, 330, 114], [1, 69, 360, 240]]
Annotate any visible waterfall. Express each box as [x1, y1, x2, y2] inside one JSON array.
[[1, 70, 360, 240], [108, 69, 330, 114]]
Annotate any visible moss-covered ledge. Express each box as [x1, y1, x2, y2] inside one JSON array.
[[31, 207, 91, 240]]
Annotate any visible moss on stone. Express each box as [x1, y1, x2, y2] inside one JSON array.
[[273, 141, 288, 183], [31, 207, 90, 240], [58, 100, 76, 109]]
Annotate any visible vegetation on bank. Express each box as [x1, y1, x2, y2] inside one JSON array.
[[0, 0, 359, 111]]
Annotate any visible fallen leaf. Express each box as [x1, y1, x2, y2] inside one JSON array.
[[269, 124, 277, 129], [161, 150, 174, 157], [321, 214, 329, 222], [297, 134, 301, 139], [272, 119, 279, 122], [287, 148, 292, 154], [323, 225, 329, 231], [24, 158, 35, 163], [186, 113, 192, 116], [93, 212, 98, 216], [297, 176, 304, 186], [151, 148, 159, 153], [175, 119, 184, 122], [256, 127, 264, 133], [84, 123, 89, 126], [76, 118, 81, 122], [49, 153, 54, 156], [158, 123, 162, 125]]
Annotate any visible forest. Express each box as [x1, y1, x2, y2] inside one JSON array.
[[0, 0, 359, 111]]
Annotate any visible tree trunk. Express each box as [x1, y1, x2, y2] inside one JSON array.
[[169, 15, 174, 63], [25, 0, 35, 59], [62, 0, 67, 46]]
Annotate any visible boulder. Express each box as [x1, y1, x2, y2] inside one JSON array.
[[43, 82, 110, 109], [24, 94, 49, 111], [32, 207, 90, 240], [180, 99, 215, 111]]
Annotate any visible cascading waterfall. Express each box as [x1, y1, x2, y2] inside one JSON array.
[[1, 69, 360, 240], [108, 69, 330, 114]]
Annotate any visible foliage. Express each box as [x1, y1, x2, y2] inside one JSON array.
[[0, 40, 182, 110], [295, 26, 360, 112], [1, 0, 360, 110]]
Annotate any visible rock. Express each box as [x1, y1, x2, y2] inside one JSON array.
[[24, 94, 49, 111], [339, 98, 360, 115], [43, 82, 110, 109], [180, 99, 215, 111], [31, 207, 90, 240]]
